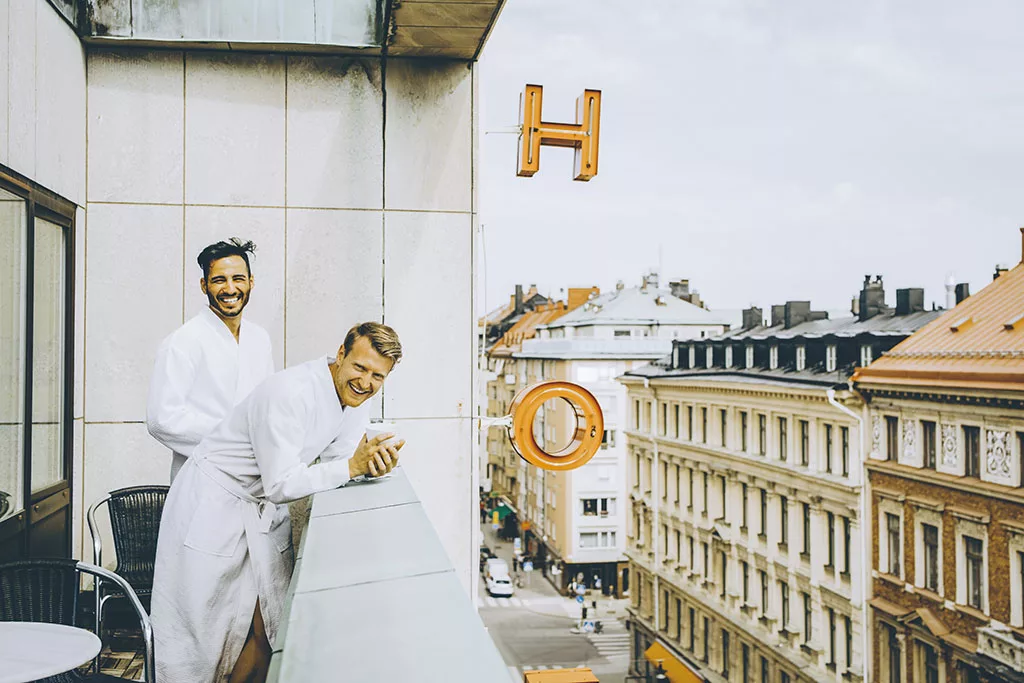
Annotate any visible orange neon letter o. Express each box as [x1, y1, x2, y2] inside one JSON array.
[[507, 381, 604, 471]]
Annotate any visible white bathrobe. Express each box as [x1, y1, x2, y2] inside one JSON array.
[[151, 356, 369, 683], [147, 307, 275, 481]]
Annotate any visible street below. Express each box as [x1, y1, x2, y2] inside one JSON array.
[[478, 524, 630, 683]]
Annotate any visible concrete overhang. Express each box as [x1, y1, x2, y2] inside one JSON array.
[[79, 0, 506, 60]]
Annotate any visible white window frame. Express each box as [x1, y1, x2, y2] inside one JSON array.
[[745, 344, 754, 368], [769, 345, 779, 370], [877, 499, 905, 580], [1009, 527, 1024, 628], [913, 507, 944, 596], [954, 515, 989, 614], [725, 345, 733, 368], [826, 344, 837, 372], [796, 345, 806, 372], [860, 344, 873, 367]]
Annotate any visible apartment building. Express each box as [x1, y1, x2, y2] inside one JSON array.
[[621, 276, 940, 681], [489, 274, 729, 596], [854, 253, 1024, 683]]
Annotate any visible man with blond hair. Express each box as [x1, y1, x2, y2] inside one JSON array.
[[152, 322, 405, 683]]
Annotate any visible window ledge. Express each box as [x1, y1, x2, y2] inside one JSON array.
[[955, 603, 989, 622], [916, 586, 944, 604], [876, 572, 904, 588]]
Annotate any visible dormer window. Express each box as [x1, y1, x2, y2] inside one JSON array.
[[770, 345, 779, 370], [746, 344, 754, 369], [795, 345, 806, 372], [826, 345, 837, 372], [725, 346, 734, 368], [860, 344, 873, 367], [706, 346, 713, 369], [689, 345, 696, 369], [674, 346, 682, 368]]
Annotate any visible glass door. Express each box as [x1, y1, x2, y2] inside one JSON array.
[[0, 169, 75, 561]]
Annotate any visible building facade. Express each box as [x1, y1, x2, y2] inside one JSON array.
[[855, 254, 1024, 683], [0, 0, 506, 593], [490, 274, 730, 597], [621, 277, 941, 682]]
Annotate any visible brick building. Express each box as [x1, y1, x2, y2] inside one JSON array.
[[854, 243, 1024, 683]]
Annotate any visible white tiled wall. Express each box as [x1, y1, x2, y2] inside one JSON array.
[[82, 50, 478, 589], [1, 0, 86, 205]]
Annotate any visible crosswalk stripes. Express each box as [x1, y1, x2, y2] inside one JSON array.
[[479, 596, 528, 608], [588, 620, 631, 660], [479, 595, 574, 609]]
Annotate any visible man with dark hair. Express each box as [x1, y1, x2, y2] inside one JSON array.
[[152, 322, 404, 683], [147, 238, 274, 481]]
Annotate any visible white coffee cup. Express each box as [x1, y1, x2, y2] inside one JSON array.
[[366, 422, 400, 446]]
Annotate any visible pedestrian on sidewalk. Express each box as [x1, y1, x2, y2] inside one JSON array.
[[512, 556, 519, 572]]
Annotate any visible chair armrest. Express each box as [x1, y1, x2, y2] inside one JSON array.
[[86, 496, 110, 567], [77, 562, 155, 683]]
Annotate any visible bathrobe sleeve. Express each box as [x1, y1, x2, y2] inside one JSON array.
[[146, 336, 220, 456], [249, 384, 354, 505]]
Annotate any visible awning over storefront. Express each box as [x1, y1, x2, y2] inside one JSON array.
[[523, 667, 599, 682], [495, 496, 518, 520], [644, 642, 703, 683]]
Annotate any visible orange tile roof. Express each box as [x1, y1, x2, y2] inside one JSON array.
[[489, 301, 569, 358], [853, 262, 1024, 391]]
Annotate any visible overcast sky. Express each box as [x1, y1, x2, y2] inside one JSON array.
[[476, 1, 1024, 316]]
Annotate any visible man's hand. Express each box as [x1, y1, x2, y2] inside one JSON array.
[[349, 434, 405, 479]]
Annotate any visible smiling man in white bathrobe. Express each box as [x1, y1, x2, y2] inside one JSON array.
[[147, 238, 275, 482], [151, 322, 405, 683]]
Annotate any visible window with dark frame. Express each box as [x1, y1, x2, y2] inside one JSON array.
[[760, 570, 768, 615], [721, 629, 730, 677], [887, 513, 901, 576], [842, 517, 851, 576], [742, 643, 750, 683], [701, 407, 708, 443], [761, 656, 769, 683], [828, 608, 836, 666], [674, 465, 681, 505], [924, 642, 939, 683], [923, 523, 939, 592], [741, 411, 748, 452], [964, 425, 981, 477], [922, 420, 937, 469], [702, 472, 709, 516], [688, 468, 694, 511], [758, 414, 767, 455], [702, 541, 709, 577], [965, 535, 984, 609], [778, 417, 788, 461], [720, 409, 728, 448], [718, 476, 726, 521], [803, 592, 812, 643], [634, 399, 640, 430], [660, 402, 667, 436], [780, 496, 789, 547], [673, 404, 680, 438], [779, 581, 790, 627], [825, 423, 833, 473], [719, 551, 727, 597], [689, 607, 696, 651], [687, 405, 694, 440], [742, 561, 750, 603], [799, 420, 809, 466], [844, 615, 852, 673], [886, 416, 899, 461], [702, 616, 710, 661], [662, 461, 668, 500], [741, 483, 749, 530], [802, 503, 811, 557], [887, 624, 902, 683], [841, 426, 850, 477], [827, 511, 836, 568], [760, 489, 768, 537]]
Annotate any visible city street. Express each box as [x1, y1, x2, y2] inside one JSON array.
[[478, 524, 630, 683]]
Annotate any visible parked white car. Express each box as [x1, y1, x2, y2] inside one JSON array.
[[486, 573, 514, 597]]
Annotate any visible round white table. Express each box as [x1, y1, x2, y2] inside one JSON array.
[[0, 621, 102, 683]]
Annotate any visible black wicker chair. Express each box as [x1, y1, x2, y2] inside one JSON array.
[[87, 485, 167, 645], [0, 558, 154, 682]]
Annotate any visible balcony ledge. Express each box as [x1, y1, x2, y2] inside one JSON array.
[[268, 468, 508, 681]]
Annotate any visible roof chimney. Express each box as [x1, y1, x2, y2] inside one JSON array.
[[895, 288, 925, 316], [994, 265, 1009, 280], [945, 274, 955, 309], [669, 279, 691, 299], [770, 305, 786, 327], [615, 280, 625, 291], [858, 275, 886, 321], [514, 284, 524, 315], [955, 282, 970, 305], [742, 307, 763, 330]]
